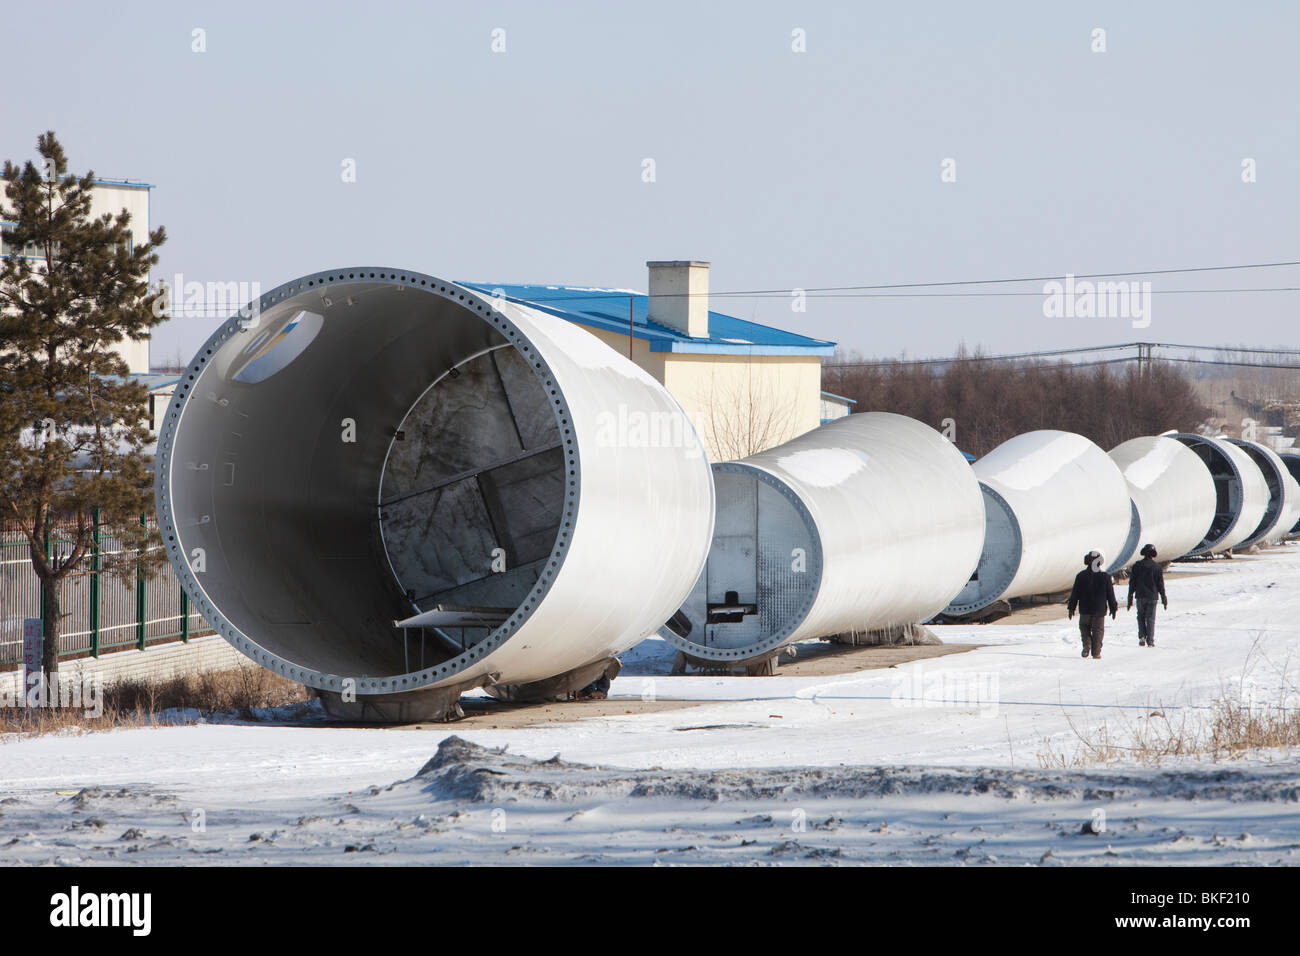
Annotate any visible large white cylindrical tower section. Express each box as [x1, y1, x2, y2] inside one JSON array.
[[944, 430, 1132, 615], [1107, 436, 1216, 565], [1170, 434, 1269, 555], [662, 412, 985, 664], [1225, 437, 1300, 548], [155, 268, 715, 718]]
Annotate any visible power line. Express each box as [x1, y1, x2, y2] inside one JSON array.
[[1155, 342, 1300, 357], [827, 343, 1300, 371], [1152, 356, 1300, 372], [154, 285, 1300, 316], [1042, 357, 1135, 371], [149, 258, 1300, 319], [830, 344, 1136, 369], [453, 259, 1300, 303], [715, 259, 1300, 296], [719, 287, 1300, 298]]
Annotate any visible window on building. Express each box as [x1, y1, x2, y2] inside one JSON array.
[[1, 222, 45, 259]]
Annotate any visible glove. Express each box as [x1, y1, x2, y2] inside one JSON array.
[[1068, 610, 1073, 620], [1162, 598, 1168, 609], [1111, 609, 1116, 620]]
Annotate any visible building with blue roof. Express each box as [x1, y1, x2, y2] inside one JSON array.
[[820, 390, 857, 424], [461, 261, 837, 459]]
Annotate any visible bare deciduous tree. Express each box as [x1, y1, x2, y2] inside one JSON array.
[[824, 350, 1209, 458], [696, 364, 799, 461]]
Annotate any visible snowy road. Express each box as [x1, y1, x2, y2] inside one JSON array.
[[2, 547, 1297, 865]]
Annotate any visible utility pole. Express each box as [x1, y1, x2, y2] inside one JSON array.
[[1135, 342, 1153, 378]]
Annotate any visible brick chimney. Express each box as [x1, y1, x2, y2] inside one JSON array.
[[647, 260, 710, 338]]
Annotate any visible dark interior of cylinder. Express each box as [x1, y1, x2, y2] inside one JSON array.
[[1176, 438, 1240, 550], [166, 281, 564, 679], [1232, 443, 1281, 544], [379, 346, 564, 662], [1284, 456, 1300, 535]]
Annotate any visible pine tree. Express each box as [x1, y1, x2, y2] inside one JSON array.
[[0, 132, 167, 677]]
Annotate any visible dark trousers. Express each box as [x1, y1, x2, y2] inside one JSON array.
[[1136, 598, 1157, 644], [1079, 614, 1105, 658]]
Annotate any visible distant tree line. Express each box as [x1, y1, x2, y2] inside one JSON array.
[[823, 349, 1209, 458]]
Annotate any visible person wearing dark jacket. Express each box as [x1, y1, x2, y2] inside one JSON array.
[[1127, 543, 1167, 647], [1068, 550, 1118, 659]]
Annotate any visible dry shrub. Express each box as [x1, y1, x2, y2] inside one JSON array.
[[1206, 701, 1300, 757], [0, 664, 309, 737], [1038, 700, 1300, 769]]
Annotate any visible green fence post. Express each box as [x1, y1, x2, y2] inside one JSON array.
[[41, 509, 52, 659], [180, 585, 189, 643], [90, 508, 101, 658], [136, 514, 146, 651]]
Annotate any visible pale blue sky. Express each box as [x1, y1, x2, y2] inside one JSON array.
[[5, 0, 1297, 365]]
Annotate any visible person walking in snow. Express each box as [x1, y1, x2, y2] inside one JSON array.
[[1127, 543, 1167, 647], [1068, 550, 1117, 659]]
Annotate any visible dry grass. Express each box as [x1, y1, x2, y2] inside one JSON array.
[[1038, 634, 1300, 768], [1037, 699, 1300, 769], [0, 664, 310, 737], [1206, 700, 1300, 756]]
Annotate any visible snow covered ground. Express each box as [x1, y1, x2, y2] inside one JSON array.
[[2, 547, 1298, 865]]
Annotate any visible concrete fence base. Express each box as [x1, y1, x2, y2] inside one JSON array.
[[0, 634, 250, 701]]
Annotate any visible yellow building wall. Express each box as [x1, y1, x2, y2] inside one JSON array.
[[663, 353, 823, 462], [89, 184, 152, 374], [2, 182, 152, 374], [571, 320, 822, 462]]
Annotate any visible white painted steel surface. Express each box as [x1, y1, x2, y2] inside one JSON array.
[[1226, 438, 1300, 548], [155, 268, 715, 698], [944, 430, 1132, 615], [1107, 436, 1216, 565], [1280, 453, 1300, 537], [1171, 434, 1270, 555], [662, 412, 985, 662]]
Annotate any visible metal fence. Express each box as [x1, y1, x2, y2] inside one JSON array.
[[0, 513, 212, 670]]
